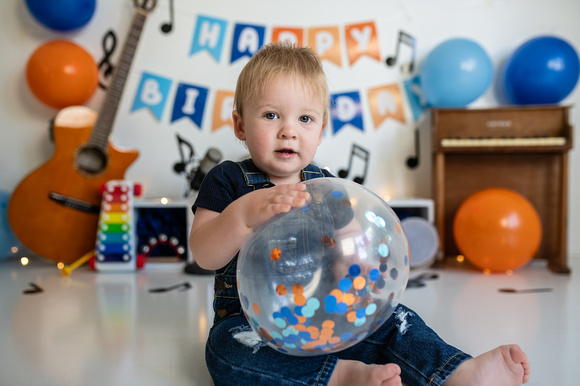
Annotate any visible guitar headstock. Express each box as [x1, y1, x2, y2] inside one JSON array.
[[134, 0, 157, 13]]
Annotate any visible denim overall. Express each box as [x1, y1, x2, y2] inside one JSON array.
[[212, 161, 328, 324], [205, 161, 471, 386]]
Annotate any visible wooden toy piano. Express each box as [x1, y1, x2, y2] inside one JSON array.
[[431, 105, 573, 273]]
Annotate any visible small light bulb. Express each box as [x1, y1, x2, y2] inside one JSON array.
[[21, 257, 29, 266], [160, 197, 169, 205]]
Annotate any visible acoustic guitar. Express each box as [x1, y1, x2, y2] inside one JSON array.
[[8, 0, 157, 263]]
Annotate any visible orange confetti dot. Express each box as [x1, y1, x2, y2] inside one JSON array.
[[353, 276, 366, 290], [294, 294, 306, 306], [270, 248, 281, 261], [295, 324, 307, 331], [252, 302, 260, 314], [297, 315, 307, 324], [276, 284, 287, 296], [347, 311, 357, 323], [292, 283, 304, 294], [342, 293, 355, 305], [260, 327, 273, 341], [330, 289, 343, 302], [395, 223, 401, 233], [322, 320, 335, 329], [329, 336, 341, 344], [307, 326, 320, 339]]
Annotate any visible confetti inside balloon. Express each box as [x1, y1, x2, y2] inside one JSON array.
[[237, 178, 410, 356]]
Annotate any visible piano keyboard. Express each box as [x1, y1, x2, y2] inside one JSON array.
[[441, 137, 567, 147]]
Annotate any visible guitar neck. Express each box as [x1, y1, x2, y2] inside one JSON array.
[[89, 9, 150, 149]]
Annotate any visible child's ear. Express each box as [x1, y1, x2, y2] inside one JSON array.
[[317, 122, 326, 145], [233, 110, 246, 140]]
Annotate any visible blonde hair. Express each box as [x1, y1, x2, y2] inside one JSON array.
[[233, 42, 329, 125]]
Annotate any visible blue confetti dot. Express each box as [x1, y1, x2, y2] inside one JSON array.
[[340, 331, 353, 340], [390, 268, 398, 280], [405, 254, 409, 266], [273, 312, 283, 319], [294, 306, 303, 316], [365, 303, 377, 315], [281, 307, 293, 318], [354, 317, 367, 327], [357, 287, 368, 296], [336, 302, 348, 314], [378, 243, 389, 257], [275, 317, 286, 328], [377, 277, 386, 289], [339, 277, 352, 291], [349, 264, 361, 277], [375, 216, 386, 228], [331, 190, 343, 198], [379, 264, 388, 273], [369, 269, 380, 281], [365, 210, 377, 222], [356, 308, 366, 318], [286, 315, 299, 325], [325, 295, 337, 313]]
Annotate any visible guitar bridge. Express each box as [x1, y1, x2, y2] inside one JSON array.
[[49, 192, 101, 214]]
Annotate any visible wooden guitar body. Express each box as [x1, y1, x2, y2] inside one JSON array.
[[8, 107, 138, 263]]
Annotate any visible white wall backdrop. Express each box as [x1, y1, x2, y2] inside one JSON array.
[[1, 0, 579, 256]]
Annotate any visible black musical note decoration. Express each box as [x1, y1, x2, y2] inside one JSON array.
[[406, 128, 420, 169], [385, 30, 416, 74], [338, 143, 370, 184], [160, 0, 174, 33], [173, 134, 195, 174], [97, 30, 117, 90]]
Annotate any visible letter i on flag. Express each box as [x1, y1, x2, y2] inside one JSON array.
[[171, 83, 208, 129], [190, 15, 228, 62], [131, 72, 172, 121]]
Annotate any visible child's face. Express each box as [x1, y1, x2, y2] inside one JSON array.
[[233, 74, 326, 185]]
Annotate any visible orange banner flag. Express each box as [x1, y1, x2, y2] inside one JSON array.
[[211, 90, 235, 132], [272, 27, 304, 46], [367, 84, 406, 129], [345, 21, 381, 65], [308, 26, 342, 67]]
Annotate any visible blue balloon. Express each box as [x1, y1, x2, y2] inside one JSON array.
[[25, 0, 96, 31], [420, 38, 493, 107], [1, 191, 21, 259], [504, 36, 580, 105]]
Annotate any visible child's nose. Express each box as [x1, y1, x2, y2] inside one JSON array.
[[279, 121, 297, 138]]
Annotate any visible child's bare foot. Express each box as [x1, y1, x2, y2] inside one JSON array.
[[444, 344, 531, 385], [329, 359, 401, 386]]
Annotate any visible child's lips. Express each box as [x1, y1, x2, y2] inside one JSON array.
[[276, 148, 297, 158]]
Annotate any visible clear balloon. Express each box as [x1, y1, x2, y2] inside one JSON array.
[[238, 178, 410, 356], [420, 38, 493, 107], [504, 35, 580, 105]]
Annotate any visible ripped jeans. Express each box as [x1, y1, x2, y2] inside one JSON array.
[[205, 304, 471, 386]]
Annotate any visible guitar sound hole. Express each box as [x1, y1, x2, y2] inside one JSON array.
[[77, 146, 108, 175]]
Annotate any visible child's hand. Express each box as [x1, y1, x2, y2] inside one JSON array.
[[239, 183, 310, 229]]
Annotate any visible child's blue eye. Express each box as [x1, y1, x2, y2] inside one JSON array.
[[299, 116, 312, 123], [264, 112, 278, 119]]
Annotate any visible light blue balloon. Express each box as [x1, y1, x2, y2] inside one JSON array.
[[0, 191, 21, 259], [420, 38, 493, 107]]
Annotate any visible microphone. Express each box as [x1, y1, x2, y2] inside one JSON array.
[[190, 148, 222, 191]]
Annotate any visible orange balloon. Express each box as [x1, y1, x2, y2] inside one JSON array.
[[453, 188, 542, 272], [26, 40, 98, 109]]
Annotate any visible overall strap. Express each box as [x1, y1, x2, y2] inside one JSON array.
[[237, 159, 271, 190]]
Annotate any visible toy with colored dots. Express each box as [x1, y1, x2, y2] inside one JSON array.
[[237, 178, 410, 356]]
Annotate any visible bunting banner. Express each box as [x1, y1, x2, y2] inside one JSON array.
[[403, 75, 429, 122], [271, 27, 304, 46], [171, 82, 209, 129], [345, 21, 381, 65], [212, 90, 235, 131], [131, 72, 173, 121], [308, 26, 342, 67], [190, 15, 228, 62], [330, 91, 364, 134], [367, 84, 406, 129], [230, 23, 266, 63]]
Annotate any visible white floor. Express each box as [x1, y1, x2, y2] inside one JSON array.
[[0, 254, 578, 386]]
